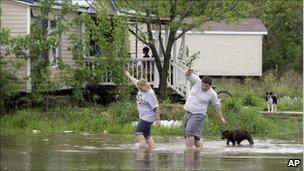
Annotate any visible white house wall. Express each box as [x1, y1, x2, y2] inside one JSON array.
[[129, 24, 147, 58], [1, 1, 28, 36], [1, 0, 29, 90], [185, 33, 262, 76], [60, 15, 81, 66]]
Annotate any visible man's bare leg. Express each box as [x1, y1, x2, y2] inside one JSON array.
[[194, 139, 203, 148], [186, 136, 195, 149], [146, 137, 156, 149], [136, 135, 147, 148]]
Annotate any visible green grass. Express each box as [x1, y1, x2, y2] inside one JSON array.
[[1, 71, 302, 139], [1, 100, 302, 139]]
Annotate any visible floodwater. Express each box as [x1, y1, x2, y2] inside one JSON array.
[[1, 133, 303, 171]]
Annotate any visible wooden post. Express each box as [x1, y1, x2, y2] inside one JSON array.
[[81, 22, 86, 58]]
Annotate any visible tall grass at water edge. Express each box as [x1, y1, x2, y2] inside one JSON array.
[[1, 99, 302, 139], [1, 70, 302, 139]]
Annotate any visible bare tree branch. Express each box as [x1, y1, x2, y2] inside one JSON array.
[[158, 25, 166, 57], [178, 1, 196, 23], [154, 10, 166, 57], [169, 0, 178, 21], [128, 26, 148, 45], [174, 1, 244, 41]]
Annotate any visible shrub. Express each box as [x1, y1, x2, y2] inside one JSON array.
[[223, 98, 241, 113], [107, 100, 137, 124], [242, 91, 259, 106]]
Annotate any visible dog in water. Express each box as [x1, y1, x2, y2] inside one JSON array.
[[221, 126, 255, 146]]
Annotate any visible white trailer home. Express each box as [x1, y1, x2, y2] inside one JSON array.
[[174, 18, 267, 76]]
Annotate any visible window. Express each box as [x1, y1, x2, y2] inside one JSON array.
[[49, 46, 59, 67], [37, 18, 61, 68], [89, 40, 101, 57]]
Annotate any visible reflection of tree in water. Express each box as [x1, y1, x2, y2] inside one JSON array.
[[183, 149, 202, 170]]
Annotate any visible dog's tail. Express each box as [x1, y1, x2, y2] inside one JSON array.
[[250, 126, 256, 134]]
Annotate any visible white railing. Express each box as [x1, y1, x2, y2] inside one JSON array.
[[167, 60, 190, 98], [127, 58, 190, 98], [84, 57, 190, 98], [126, 58, 159, 86]]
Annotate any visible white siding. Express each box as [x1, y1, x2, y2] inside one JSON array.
[[185, 34, 263, 76], [129, 24, 146, 58], [1, 1, 29, 90], [61, 19, 81, 66], [1, 1, 28, 36]]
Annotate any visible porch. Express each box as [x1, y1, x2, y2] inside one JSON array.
[[93, 57, 191, 98]]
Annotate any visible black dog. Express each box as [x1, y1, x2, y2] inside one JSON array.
[[221, 126, 255, 146]]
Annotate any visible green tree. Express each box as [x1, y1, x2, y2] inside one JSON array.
[[2, 0, 77, 110], [68, 8, 132, 102], [0, 27, 23, 114], [248, 0, 302, 74], [115, 0, 250, 99]]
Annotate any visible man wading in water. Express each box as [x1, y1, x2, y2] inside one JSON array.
[[183, 68, 228, 149]]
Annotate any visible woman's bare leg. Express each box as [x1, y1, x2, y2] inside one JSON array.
[[146, 137, 156, 149], [136, 135, 147, 148]]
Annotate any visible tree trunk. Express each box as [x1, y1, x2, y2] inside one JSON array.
[[152, 30, 176, 100], [158, 67, 168, 100]]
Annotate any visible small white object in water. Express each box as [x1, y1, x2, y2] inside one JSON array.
[[43, 139, 49, 142], [63, 131, 74, 134], [32, 130, 40, 134], [103, 130, 108, 134]]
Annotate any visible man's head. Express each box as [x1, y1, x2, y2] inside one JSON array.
[[201, 76, 212, 92], [143, 46, 150, 54], [137, 79, 150, 92]]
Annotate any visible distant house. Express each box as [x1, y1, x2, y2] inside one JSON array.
[[174, 18, 267, 76]]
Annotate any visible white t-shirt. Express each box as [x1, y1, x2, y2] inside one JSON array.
[[183, 74, 220, 115], [136, 89, 159, 122]]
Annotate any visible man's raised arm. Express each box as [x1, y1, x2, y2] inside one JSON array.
[[185, 68, 194, 77]]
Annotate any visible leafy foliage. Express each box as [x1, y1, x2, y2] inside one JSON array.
[[116, 0, 250, 99], [248, 0, 302, 74], [68, 9, 132, 101], [0, 28, 23, 114]]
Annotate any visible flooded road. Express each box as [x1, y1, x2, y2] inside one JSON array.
[[1, 133, 303, 170]]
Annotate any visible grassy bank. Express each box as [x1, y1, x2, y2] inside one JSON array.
[[1, 71, 302, 139], [1, 99, 302, 139]]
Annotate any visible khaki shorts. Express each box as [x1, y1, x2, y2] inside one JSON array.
[[183, 111, 205, 140]]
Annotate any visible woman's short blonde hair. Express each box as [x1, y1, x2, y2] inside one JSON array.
[[137, 79, 150, 87]]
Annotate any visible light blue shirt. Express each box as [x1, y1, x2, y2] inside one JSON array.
[[183, 74, 220, 115], [136, 89, 159, 122]]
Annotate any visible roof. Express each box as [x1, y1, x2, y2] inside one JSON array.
[[202, 18, 267, 32], [14, 0, 98, 13], [17, 0, 95, 7]]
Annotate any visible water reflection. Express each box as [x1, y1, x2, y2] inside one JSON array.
[[1, 134, 303, 171], [184, 149, 202, 170], [135, 148, 153, 171]]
